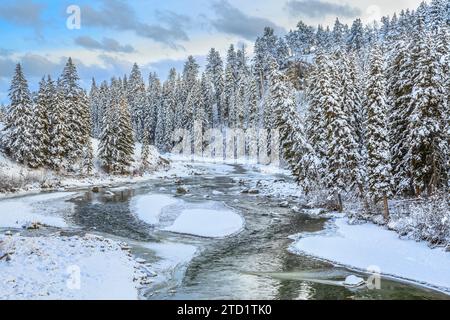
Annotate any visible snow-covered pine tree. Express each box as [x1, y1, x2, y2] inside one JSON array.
[[190, 80, 206, 156], [407, 20, 449, 195], [338, 51, 365, 195], [184, 79, 201, 132], [28, 77, 50, 168], [387, 37, 415, 196], [415, 1, 430, 27], [324, 51, 360, 211], [264, 57, 280, 131], [0, 104, 7, 123], [260, 57, 282, 163], [145, 73, 161, 144], [275, 38, 290, 68], [363, 23, 378, 49], [286, 21, 315, 57], [155, 101, 166, 152], [435, 28, 449, 123], [97, 80, 109, 128], [222, 65, 235, 128], [222, 45, 239, 128], [380, 15, 391, 41], [247, 75, 259, 130], [82, 139, 94, 176], [366, 45, 392, 219], [60, 57, 86, 169], [446, 0, 450, 27], [48, 77, 69, 171], [127, 63, 147, 141], [2, 64, 35, 166], [115, 95, 134, 174], [174, 75, 184, 130], [160, 68, 177, 152], [205, 48, 224, 127], [178, 56, 200, 134], [234, 68, 247, 129], [332, 18, 345, 49], [226, 45, 238, 78], [79, 88, 93, 176], [193, 78, 209, 158], [98, 80, 116, 173], [315, 25, 330, 50], [273, 66, 318, 193], [382, 14, 400, 51], [89, 78, 101, 138], [182, 56, 200, 99], [305, 51, 331, 184], [236, 45, 249, 76], [253, 27, 279, 98], [79, 89, 92, 143], [347, 18, 364, 52], [245, 75, 260, 161], [397, 10, 410, 38], [200, 72, 214, 129], [140, 130, 150, 173]]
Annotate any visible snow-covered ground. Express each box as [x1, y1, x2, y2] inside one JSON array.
[[289, 214, 450, 293], [254, 178, 304, 199], [0, 233, 150, 300], [156, 157, 239, 179], [164, 208, 244, 238], [0, 192, 76, 228]]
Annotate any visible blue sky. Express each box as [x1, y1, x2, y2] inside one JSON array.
[[0, 0, 423, 103]]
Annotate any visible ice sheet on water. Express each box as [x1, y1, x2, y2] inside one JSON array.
[[130, 194, 180, 225], [0, 192, 77, 228]]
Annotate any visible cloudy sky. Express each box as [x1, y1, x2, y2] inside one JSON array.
[[0, 0, 423, 103]]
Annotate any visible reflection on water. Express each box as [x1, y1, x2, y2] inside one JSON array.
[[65, 162, 449, 300]]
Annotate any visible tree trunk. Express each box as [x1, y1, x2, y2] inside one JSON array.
[[415, 185, 421, 197], [337, 192, 343, 212], [358, 184, 370, 214], [383, 192, 390, 222], [259, 70, 264, 98]]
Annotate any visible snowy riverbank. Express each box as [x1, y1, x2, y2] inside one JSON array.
[[0, 139, 169, 197], [0, 233, 151, 299], [289, 214, 450, 294]]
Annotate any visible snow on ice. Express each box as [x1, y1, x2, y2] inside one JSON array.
[[0, 192, 76, 228], [164, 208, 244, 238], [130, 194, 180, 225]]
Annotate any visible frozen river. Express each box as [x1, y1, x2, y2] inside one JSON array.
[[1, 162, 448, 300]]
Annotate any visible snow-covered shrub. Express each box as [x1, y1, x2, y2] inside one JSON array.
[[305, 189, 334, 209], [0, 152, 52, 192], [389, 195, 450, 246]]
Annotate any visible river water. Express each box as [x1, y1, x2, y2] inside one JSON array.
[[5, 162, 450, 300]]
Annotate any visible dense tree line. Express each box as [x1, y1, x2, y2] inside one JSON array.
[[1, 59, 136, 175], [276, 0, 449, 216], [1, 59, 94, 174]]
